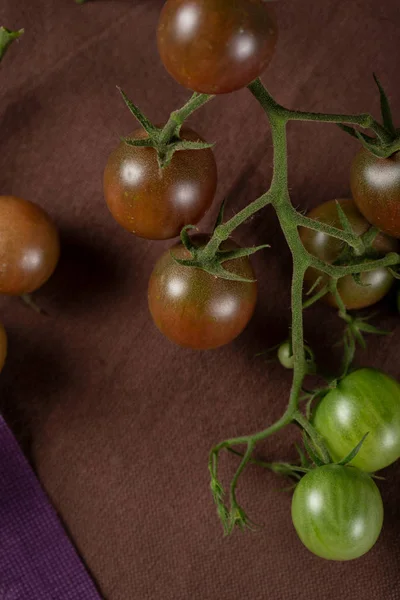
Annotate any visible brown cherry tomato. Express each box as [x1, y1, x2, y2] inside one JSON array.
[[351, 149, 400, 239], [104, 128, 217, 240], [0, 196, 60, 296], [299, 198, 398, 310], [0, 323, 7, 373], [157, 0, 278, 94], [148, 235, 257, 349]]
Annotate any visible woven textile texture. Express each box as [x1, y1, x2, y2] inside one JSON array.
[[0, 417, 101, 599]]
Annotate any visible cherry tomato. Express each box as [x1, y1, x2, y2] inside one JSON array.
[[313, 368, 400, 473], [148, 235, 257, 349], [299, 198, 398, 310], [0, 323, 7, 373], [0, 196, 60, 296], [277, 341, 294, 369], [292, 464, 383, 561], [104, 128, 217, 240], [351, 149, 400, 239], [157, 0, 278, 94]]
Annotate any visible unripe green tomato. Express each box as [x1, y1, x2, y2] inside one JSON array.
[[277, 341, 294, 369], [292, 464, 383, 561], [313, 368, 400, 472]]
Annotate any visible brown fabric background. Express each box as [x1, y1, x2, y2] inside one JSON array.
[[1, 1, 400, 599]]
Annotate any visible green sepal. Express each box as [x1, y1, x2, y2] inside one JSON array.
[[0, 27, 23, 62], [337, 123, 375, 142], [158, 139, 215, 169], [217, 244, 270, 263], [337, 432, 369, 466], [179, 225, 198, 254], [388, 267, 400, 280], [117, 87, 158, 136], [122, 137, 155, 148], [170, 139, 215, 152], [354, 130, 400, 158], [335, 200, 355, 234], [214, 199, 226, 231], [351, 271, 370, 287], [373, 73, 396, 136], [302, 433, 325, 467], [295, 443, 311, 469], [361, 226, 380, 252], [201, 261, 257, 283], [305, 275, 324, 295]]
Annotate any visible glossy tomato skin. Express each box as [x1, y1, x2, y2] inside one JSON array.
[[104, 128, 217, 240], [0, 323, 7, 373], [351, 149, 400, 238], [148, 235, 257, 349], [292, 464, 383, 561], [157, 0, 278, 94], [299, 198, 398, 310], [313, 368, 400, 473], [277, 341, 294, 369], [0, 196, 60, 296]]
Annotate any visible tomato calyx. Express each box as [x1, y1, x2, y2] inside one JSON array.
[[117, 87, 215, 168], [170, 225, 269, 283], [0, 26, 23, 62], [339, 74, 400, 158]]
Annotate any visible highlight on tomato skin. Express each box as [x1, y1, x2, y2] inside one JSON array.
[[148, 235, 258, 350], [157, 0, 278, 94], [351, 149, 400, 239], [299, 198, 399, 310], [291, 464, 384, 561], [313, 368, 400, 473], [0, 196, 60, 296], [104, 128, 217, 240], [0, 323, 7, 373]]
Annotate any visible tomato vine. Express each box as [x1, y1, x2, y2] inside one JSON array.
[[204, 77, 400, 533]]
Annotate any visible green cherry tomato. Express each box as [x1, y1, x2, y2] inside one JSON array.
[[148, 235, 257, 349], [0, 323, 7, 373], [104, 128, 217, 240], [157, 0, 278, 94], [351, 149, 400, 239], [277, 341, 294, 369], [299, 198, 398, 310], [292, 464, 383, 561], [313, 368, 400, 473]]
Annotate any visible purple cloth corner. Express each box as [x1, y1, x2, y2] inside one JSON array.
[[0, 417, 101, 600]]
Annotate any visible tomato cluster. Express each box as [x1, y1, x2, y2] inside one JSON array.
[[1, 0, 399, 568], [300, 198, 398, 310]]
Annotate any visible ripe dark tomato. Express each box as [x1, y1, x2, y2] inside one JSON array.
[[313, 368, 400, 473], [299, 198, 398, 310], [292, 464, 383, 561], [157, 0, 278, 94], [351, 149, 400, 239], [0, 323, 7, 373], [148, 235, 257, 349], [0, 196, 60, 296], [104, 128, 217, 240]]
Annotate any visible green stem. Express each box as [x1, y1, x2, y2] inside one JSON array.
[[227, 448, 309, 476], [158, 92, 214, 146], [208, 77, 399, 533], [302, 284, 329, 309], [295, 212, 364, 253], [230, 441, 254, 508], [310, 252, 400, 278]]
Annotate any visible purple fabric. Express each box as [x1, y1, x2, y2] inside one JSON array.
[[0, 417, 101, 600]]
